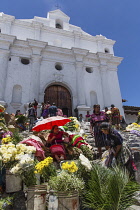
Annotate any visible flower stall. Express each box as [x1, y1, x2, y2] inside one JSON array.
[[0, 111, 139, 210]]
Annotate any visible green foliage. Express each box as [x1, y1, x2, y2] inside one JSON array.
[[0, 113, 4, 118], [49, 171, 84, 194], [0, 196, 13, 210], [0, 122, 7, 131], [41, 164, 57, 182], [16, 115, 27, 124], [62, 125, 68, 131], [82, 164, 140, 210], [80, 145, 94, 160], [12, 130, 23, 144], [76, 160, 92, 183], [22, 167, 37, 187]]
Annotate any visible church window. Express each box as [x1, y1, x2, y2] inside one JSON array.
[[55, 63, 63, 71], [0, 29, 1, 33], [86, 67, 93, 73], [9, 58, 11, 61], [12, 85, 22, 103], [104, 48, 110, 53], [21, 58, 30, 65]]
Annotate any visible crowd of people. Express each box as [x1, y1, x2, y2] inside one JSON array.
[[0, 100, 137, 173], [27, 100, 64, 131], [88, 104, 136, 174], [84, 104, 126, 129]]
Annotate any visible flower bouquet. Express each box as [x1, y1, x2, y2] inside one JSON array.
[[64, 117, 80, 133], [35, 157, 57, 182], [49, 161, 84, 194], [0, 142, 37, 187]]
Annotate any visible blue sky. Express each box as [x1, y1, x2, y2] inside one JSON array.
[[1, 0, 140, 107]]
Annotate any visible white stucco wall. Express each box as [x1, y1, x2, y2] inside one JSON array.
[[125, 114, 137, 125], [0, 9, 124, 116]]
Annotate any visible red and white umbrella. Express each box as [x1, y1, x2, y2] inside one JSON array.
[[32, 116, 71, 132]]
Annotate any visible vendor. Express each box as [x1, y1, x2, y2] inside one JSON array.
[[100, 122, 136, 173], [48, 125, 69, 162]]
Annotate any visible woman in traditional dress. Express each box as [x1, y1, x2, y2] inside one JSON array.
[[85, 111, 91, 122], [48, 125, 68, 162], [90, 104, 109, 157], [100, 122, 136, 175], [42, 101, 51, 118], [110, 104, 120, 129]]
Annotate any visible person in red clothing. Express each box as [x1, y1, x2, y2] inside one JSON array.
[[48, 125, 69, 162]]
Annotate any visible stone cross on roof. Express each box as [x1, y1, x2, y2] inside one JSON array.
[[55, 0, 61, 9]]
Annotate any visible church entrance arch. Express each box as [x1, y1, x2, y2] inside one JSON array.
[[44, 85, 72, 117]]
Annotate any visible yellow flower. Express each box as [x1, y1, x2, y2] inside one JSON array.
[[2, 137, 12, 144], [35, 157, 53, 174], [61, 161, 78, 173]]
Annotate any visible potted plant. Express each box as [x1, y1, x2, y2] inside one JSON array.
[[49, 161, 84, 210], [26, 157, 56, 210], [0, 142, 36, 192]]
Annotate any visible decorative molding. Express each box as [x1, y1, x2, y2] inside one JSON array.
[[47, 9, 70, 22], [0, 13, 15, 22], [0, 34, 16, 50], [54, 73, 64, 82], [0, 49, 10, 57], [72, 47, 89, 62], [77, 105, 91, 111], [31, 54, 42, 63], [27, 39, 47, 55]]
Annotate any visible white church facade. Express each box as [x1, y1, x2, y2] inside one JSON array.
[[0, 9, 124, 117]]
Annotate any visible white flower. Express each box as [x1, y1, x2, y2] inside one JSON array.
[[10, 164, 21, 174], [19, 154, 34, 166], [106, 110, 111, 114], [79, 154, 92, 170], [26, 146, 36, 154]]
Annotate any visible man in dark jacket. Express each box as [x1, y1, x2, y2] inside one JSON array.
[[28, 104, 36, 131], [48, 103, 57, 117]]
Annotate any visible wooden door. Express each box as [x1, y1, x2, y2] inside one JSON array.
[[44, 85, 72, 116]]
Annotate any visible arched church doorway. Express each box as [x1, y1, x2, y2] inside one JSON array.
[[44, 85, 72, 117]]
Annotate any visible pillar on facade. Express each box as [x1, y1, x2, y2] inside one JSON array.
[[32, 21, 43, 40], [72, 48, 91, 117], [30, 55, 42, 102], [107, 58, 124, 115], [28, 39, 47, 103], [0, 34, 15, 106], [98, 52, 124, 115], [100, 64, 111, 108], [75, 61, 86, 106], [0, 50, 10, 103]]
